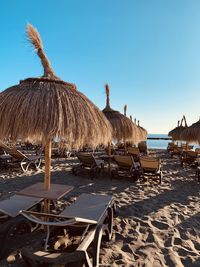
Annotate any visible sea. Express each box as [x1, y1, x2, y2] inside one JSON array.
[[147, 134, 199, 149]]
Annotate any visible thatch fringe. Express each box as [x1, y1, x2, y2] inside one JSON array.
[[168, 117, 187, 141], [181, 118, 200, 144], [130, 115, 132, 121], [26, 24, 58, 79], [0, 81, 112, 148]]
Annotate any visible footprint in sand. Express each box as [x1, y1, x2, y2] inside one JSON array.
[[151, 220, 169, 230]]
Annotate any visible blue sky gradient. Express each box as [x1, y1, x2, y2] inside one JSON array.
[[0, 0, 200, 133]]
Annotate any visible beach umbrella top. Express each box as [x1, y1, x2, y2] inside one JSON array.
[[181, 118, 200, 144], [102, 84, 137, 143], [168, 116, 187, 141], [0, 24, 112, 149]]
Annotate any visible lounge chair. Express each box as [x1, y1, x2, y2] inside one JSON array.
[[138, 141, 148, 155], [167, 142, 176, 153], [180, 150, 200, 166], [72, 152, 104, 178], [127, 147, 140, 158], [111, 155, 140, 180], [170, 146, 183, 158], [0, 195, 42, 258], [139, 156, 162, 183], [20, 193, 114, 267], [0, 147, 42, 172]]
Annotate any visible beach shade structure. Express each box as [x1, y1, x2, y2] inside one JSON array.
[[0, 24, 112, 212], [102, 85, 137, 144], [168, 116, 187, 141], [181, 118, 200, 144]]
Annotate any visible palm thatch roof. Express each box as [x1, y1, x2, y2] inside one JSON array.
[[181, 118, 200, 144], [102, 84, 137, 143], [168, 116, 187, 141], [0, 24, 112, 149]]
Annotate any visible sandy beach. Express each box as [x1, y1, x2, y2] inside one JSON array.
[[0, 149, 200, 267]]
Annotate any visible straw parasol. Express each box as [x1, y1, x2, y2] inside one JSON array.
[[181, 118, 200, 144], [168, 116, 187, 141], [0, 24, 112, 211], [102, 84, 137, 143]]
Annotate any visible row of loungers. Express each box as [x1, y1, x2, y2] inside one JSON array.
[[0, 192, 114, 266], [73, 152, 162, 184], [0, 143, 42, 172]]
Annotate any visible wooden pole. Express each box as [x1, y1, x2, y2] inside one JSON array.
[[108, 141, 111, 175], [44, 140, 52, 213]]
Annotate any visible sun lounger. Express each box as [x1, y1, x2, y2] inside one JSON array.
[[72, 152, 104, 178], [0, 147, 42, 172], [0, 195, 42, 258], [20, 193, 114, 267], [170, 146, 183, 158], [127, 147, 140, 158], [180, 150, 199, 166], [139, 156, 162, 183], [138, 141, 148, 155], [112, 155, 140, 180]]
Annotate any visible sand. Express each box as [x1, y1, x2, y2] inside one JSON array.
[[0, 149, 200, 267]]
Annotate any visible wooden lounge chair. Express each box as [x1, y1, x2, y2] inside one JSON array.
[[0, 195, 42, 258], [21, 193, 114, 267], [139, 156, 162, 183], [170, 146, 183, 158], [72, 152, 104, 178], [138, 141, 148, 155], [111, 155, 140, 180], [180, 150, 200, 167], [0, 148, 42, 172], [127, 147, 140, 158], [167, 142, 176, 153]]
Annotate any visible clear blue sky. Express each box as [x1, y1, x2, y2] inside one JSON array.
[[0, 0, 200, 134]]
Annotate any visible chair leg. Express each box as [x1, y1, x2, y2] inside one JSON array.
[[93, 224, 104, 267], [104, 207, 113, 241]]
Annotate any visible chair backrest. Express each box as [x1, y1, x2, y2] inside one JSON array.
[[114, 155, 134, 170], [7, 149, 27, 160], [140, 156, 160, 170], [76, 152, 95, 167], [195, 148, 200, 154], [184, 150, 198, 158], [138, 141, 147, 153], [127, 147, 140, 156]]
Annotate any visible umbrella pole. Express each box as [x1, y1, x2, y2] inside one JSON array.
[[108, 141, 111, 175], [44, 140, 52, 213]]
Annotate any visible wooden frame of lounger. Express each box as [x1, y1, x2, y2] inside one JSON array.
[[139, 156, 162, 184], [1, 147, 42, 172], [72, 152, 104, 178], [20, 193, 114, 267], [112, 155, 139, 179], [0, 195, 43, 258], [180, 150, 199, 166]]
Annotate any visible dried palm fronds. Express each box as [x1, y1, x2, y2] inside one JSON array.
[[102, 84, 137, 143], [168, 116, 187, 141], [181, 118, 200, 144]]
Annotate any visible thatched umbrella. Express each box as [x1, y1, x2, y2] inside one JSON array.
[[102, 84, 137, 143], [181, 118, 200, 144], [168, 116, 187, 141], [0, 24, 112, 211]]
